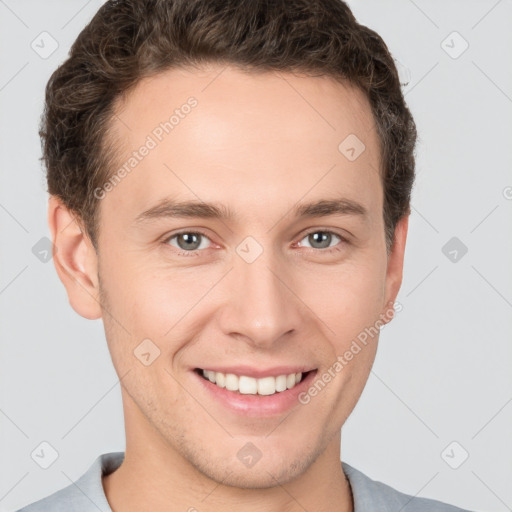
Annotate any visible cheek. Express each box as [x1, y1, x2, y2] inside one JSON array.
[[104, 258, 224, 341], [297, 260, 386, 339]]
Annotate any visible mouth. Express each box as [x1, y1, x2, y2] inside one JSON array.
[[194, 368, 314, 397], [193, 366, 318, 416]]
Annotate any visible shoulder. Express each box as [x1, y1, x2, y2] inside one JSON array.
[[342, 461, 476, 512], [15, 484, 93, 512], [14, 452, 124, 512]]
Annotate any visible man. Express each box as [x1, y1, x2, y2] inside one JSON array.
[[17, 0, 475, 510]]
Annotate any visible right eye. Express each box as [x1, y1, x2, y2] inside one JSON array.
[[164, 231, 213, 256]]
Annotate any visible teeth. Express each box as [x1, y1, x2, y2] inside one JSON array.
[[239, 376, 258, 394], [215, 372, 226, 388], [201, 369, 304, 396], [257, 376, 276, 396], [275, 375, 287, 392], [225, 373, 238, 391]]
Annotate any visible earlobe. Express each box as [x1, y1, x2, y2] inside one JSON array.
[[381, 214, 409, 324], [47, 195, 103, 320]]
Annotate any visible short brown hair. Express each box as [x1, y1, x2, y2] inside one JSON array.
[[41, 0, 417, 253]]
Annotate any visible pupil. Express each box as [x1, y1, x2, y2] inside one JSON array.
[[178, 233, 200, 250], [310, 232, 330, 249]]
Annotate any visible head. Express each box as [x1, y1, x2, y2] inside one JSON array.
[[45, 0, 416, 488]]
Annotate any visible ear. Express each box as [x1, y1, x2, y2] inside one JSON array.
[[381, 214, 409, 324], [47, 195, 102, 320]]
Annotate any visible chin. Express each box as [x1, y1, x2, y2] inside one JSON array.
[[199, 457, 310, 489], [179, 437, 322, 489]]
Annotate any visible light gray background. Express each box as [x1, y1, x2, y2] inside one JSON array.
[[1, 1, 511, 511]]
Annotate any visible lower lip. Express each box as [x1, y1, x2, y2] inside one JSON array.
[[193, 370, 317, 417]]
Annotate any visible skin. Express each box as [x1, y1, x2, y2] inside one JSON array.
[[48, 63, 408, 512]]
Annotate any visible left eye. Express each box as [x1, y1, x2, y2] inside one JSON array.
[[166, 232, 211, 252], [298, 231, 343, 250]]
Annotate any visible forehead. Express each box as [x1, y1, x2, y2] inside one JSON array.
[[104, 64, 382, 226], [113, 64, 378, 147]]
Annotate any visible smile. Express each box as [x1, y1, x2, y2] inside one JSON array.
[[197, 369, 310, 396]]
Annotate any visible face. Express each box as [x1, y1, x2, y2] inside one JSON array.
[[53, 64, 407, 488]]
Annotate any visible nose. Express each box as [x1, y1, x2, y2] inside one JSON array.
[[216, 245, 304, 349]]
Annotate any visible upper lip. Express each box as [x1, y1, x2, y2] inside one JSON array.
[[195, 365, 316, 379]]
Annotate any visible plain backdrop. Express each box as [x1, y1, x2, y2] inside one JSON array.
[[1, 1, 511, 511]]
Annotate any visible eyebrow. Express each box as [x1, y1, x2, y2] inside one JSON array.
[[134, 197, 369, 224]]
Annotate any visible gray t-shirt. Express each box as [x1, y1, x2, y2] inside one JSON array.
[[15, 452, 474, 511]]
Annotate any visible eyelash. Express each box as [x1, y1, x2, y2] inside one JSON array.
[[163, 229, 349, 258]]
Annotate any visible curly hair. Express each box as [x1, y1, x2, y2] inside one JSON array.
[[41, 0, 417, 253]]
